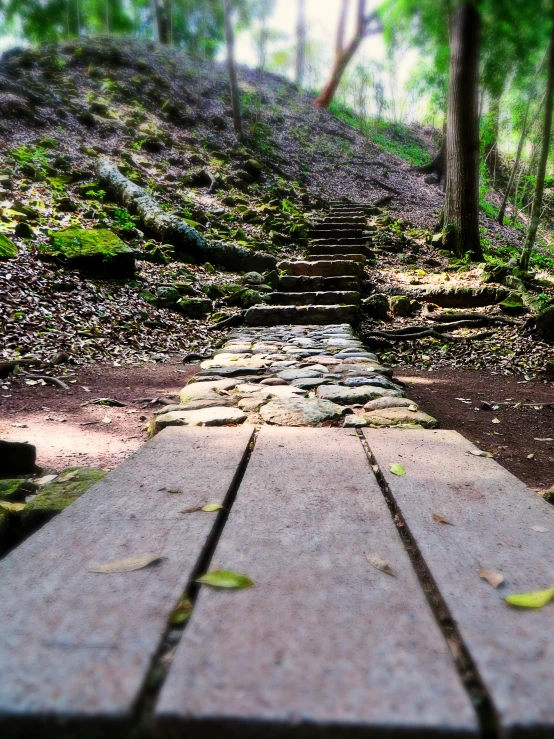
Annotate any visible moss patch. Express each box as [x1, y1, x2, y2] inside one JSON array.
[[0, 479, 37, 502], [41, 227, 135, 277], [0, 233, 18, 259], [21, 466, 107, 530]]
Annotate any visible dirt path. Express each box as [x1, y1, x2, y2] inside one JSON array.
[[397, 368, 554, 492], [0, 361, 198, 471]]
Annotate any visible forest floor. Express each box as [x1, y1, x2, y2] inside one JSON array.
[[1, 38, 553, 493]]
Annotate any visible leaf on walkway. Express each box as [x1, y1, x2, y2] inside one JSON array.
[[505, 588, 554, 609], [531, 525, 548, 533], [197, 569, 253, 589], [469, 449, 493, 458], [492, 418, 500, 424], [389, 463, 406, 476], [479, 568, 504, 589], [0, 501, 25, 513], [181, 506, 202, 513], [433, 513, 453, 525], [170, 595, 192, 625], [366, 552, 396, 577], [90, 554, 163, 573], [202, 503, 225, 512]]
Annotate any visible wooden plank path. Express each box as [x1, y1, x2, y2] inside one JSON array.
[[365, 429, 554, 738], [2, 425, 554, 737]]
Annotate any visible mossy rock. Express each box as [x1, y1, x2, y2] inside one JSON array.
[[536, 305, 554, 342], [0, 479, 37, 502], [202, 283, 226, 299], [156, 285, 180, 307], [176, 297, 212, 318], [500, 291, 525, 316], [0, 233, 18, 259], [389, 295, 412, 317], [227, 288, 265, 309], [264, 269, 279, 289], [42, 227, 135, 278], [0, 507, 11, 551], [21, 467, 107, 530], [139, 289, 158, 305]]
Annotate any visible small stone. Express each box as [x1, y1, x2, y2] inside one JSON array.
[[343, 376, 401, 391], [154, 406, 247, 431], [291, 377, 332, 389], [363, 408, 438, 428], [259, 397, 347, 426], [179, 380, 237, 402], [343, 415, 368, 427], [260, 377, 289, 385], [389, 295, 413, 317], [276, 368, 326, 381], [363, 397, 418, 411], [241, 271, 265, 286], [317, 384, 403, 405]]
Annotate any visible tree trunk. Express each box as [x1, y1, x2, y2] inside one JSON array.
[[313, 0, 379, 110], [295, 0, 307, 88], [442, 1, 483, 261], [224, 0, 243, 140], [485, 92, 500, 181], [150, 0, 170, 44], [520, 0, 554, 270], [498, 57, 546, 225]]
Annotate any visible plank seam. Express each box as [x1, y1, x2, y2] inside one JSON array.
[[134, 426, 259, 736], [357, 431, 500, 739]]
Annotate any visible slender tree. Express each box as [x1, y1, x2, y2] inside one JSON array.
[[295, 0, 307, 88], [224, 0, 243, 140], [520, 0, 554, 270], [313, 0, 381, 109], [442, 1, 483, 260], [150, 0, 170, 44]]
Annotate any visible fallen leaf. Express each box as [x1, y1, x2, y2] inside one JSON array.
[[479, 568, 504, 588], [170, 595, 192, 625], [366, 551, 396, 576], [101, 415, 112, 424], [408, 404, 418, 412], [181, 506, 202, 513], [534, 437, 554, 442], [527, 453, 535, 459], [433, 513, 453, 525], [531, 525, 548, 533], [0, 501, 25, 513], [196, 569, 253, 589], [90, 554, 163, 573], [389, 463, 406, 476], [492, 418, 500, 424], [505, 588, 554, 609], [202, 503, 225, 512], [166, 488, 183, 494], [469, 449, 493, 458]]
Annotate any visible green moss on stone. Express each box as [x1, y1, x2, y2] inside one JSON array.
[[0, 233, 18, 259], [0, 479, 36, 501], [21, 466, 107, 530], [46, 227, 132, 259]]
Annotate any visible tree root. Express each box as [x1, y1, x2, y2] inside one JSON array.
[[362, 328, 494, 342], [97, 158, 277, 273], [20, 373, 69, 390]]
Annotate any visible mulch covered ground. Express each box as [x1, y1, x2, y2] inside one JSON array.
[[398, 367, 554, 493]]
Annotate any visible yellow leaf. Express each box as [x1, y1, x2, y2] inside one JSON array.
[[492, 418, 500, 424], [90, 554, 163, 573], [433, 513, 453, 525], [202, 503, 225, 512], [479, 567, 504, 589], [170, 595, 192, 625], [196, 569, 253, 589], [389, 463, 406, 476], [469, 449, 493, 458], [366, 551, 395, 577], [505, 588, 554, 609]]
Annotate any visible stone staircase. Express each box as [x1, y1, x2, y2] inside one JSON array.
[[245, 201, 372, 326]]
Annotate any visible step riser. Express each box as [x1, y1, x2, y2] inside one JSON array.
[[306, 244, 371, 256], [305, 254, 366, 263], [311, 229, 363, 237], [311, 238, 362, 246], [278, 260, 363, 277], [279, 275, 360, 292], [244, 304, 359, 326], [268, 291, 361, 306]]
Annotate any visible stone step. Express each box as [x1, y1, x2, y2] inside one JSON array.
[[306, 243, 371, 257], [310, 237, 362, 247], [311, 228, 363, 238], [268, 290, 361, 306], [278, 259, 363, 277], [305, 253, 366, 263], [278, 275, 360, 292], [0, 426, 254, 730], [366, 428, 554, 738], [319, 218, 366, 225], [244, 304, 358, 326], [155, 427, 478, 737]]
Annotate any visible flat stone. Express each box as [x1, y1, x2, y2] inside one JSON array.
[[234, 384, 305, 399], [290, 377, 333, 389], [343, 415, 368, 427], [195, 366, 264, 378], [237, 395, 268, 412], [277, 259, 362, 277], [259, 397, 347, 426], [154, 398, 234, 414], [180, 380, 237, 402], [154, 407, 247, 430], [301, 355, 342, 365], [259, 377, 289, 385], [364, 408, 438, 428], [364, 397, 418, 411], [343, 376, 401, 391], [276, 368, 326, 381], [317, 384, 403, 405]]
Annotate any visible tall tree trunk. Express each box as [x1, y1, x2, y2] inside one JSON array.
[[443, 1, 483, 260], [314, 0, 379, 110], [485, 92, 500, 181], [520, 0, 554, 270], [498, 57, 546, 225], [150, 0, 170, 44], [295, 0, 307, 88], [224, 0, 243, 140]]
